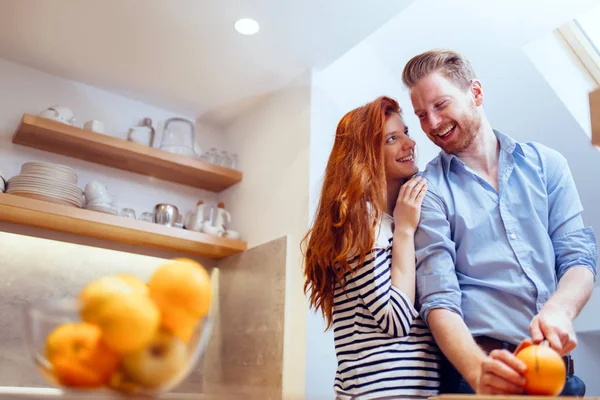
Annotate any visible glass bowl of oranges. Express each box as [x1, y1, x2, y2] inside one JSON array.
[[23, 258, 214, 397]]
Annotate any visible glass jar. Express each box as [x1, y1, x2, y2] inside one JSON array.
[[159, 118, 196, 157]]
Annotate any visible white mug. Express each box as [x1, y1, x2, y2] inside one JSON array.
[[84, 120, 105, 133], [85, 181, 109, 201]]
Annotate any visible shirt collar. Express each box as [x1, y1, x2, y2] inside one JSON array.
[[440, 129, 523, 175], [375, 213, 394, 249]]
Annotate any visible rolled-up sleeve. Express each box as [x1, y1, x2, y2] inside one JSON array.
[[553, 227, 598, 280], [543, 148, 599, 281], [415, 186, 462, 324]]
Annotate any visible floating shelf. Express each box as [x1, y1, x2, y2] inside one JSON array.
[[591, 87, 600, 146], [12, 114, 242, 192], [0, 193, 247, 259]]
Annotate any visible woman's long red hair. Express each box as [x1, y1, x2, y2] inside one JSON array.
[[302, 96, 401, 329]]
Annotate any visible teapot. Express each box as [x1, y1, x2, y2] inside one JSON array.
[[209, 202, 231, 229], [202, 202, 231, 237]]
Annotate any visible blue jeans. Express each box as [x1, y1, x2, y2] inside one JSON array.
[[456, 375, 586, 396]]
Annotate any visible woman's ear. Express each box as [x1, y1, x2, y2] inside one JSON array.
[[471, 79, 484, 107]]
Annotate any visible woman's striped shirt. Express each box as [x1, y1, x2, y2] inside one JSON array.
[[332, 215, 441, 399]]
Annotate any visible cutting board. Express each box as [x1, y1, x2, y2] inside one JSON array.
[[430, 396, 600, 400]]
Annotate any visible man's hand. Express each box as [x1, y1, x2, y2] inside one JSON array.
[[475, 348, 527, 395], [530, 303, 577, 356]]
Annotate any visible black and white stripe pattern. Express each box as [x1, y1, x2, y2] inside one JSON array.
[[332, 221, 440, 399]]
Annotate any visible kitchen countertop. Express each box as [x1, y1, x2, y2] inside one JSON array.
[[0, 387, 249, 399]]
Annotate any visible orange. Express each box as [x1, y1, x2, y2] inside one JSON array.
[[158, 304, 200, 342], [79, 275, 160, 354], [516, 342, 566, 395], [115, 273, 149, 296], [79, 275, 148, 319], [148, 259, 211, 342], [45, 322, 120, 388], [172, 257, 200, 265], [88, 293, 160, 354]]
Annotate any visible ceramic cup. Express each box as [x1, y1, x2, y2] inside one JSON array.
[[85, 181, 110, 203], [39, 106, 74, 125], [83, 120, 105, 133]]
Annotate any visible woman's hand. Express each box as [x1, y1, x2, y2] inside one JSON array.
[[393, 176, 427, 235]]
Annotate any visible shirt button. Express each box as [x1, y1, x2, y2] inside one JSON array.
[[510, 233, 517, 239]]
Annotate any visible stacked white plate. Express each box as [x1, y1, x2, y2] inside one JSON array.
[[6, 162, 83, 208]]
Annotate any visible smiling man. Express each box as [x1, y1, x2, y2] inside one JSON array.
[[402, 49, 598, 396]]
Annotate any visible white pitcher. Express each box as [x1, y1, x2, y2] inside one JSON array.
[[210, 202, 231, 229], [191, 201, 210, 232]]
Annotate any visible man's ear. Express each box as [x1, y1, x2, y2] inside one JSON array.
[[471, 79, 484, 107]]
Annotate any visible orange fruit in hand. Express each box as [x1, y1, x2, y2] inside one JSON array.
[[515, 341, 566, 395], [45, 322, 120, 388], [80, 275, 160, 354], [149, 259, 212, 342]]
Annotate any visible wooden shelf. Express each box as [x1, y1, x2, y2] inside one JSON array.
[[0, 193, 247, 259], [12, 114, 242, 192], [591, 87, 600, 146]]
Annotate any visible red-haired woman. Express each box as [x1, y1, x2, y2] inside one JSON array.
[[303, 96, 440, 399]]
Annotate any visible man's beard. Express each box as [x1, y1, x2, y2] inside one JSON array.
[[434, 106, 482, 154]]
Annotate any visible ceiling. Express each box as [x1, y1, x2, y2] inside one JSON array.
[[0, 0, 416, 127]]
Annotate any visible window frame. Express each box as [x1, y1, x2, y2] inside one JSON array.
[[558, 20, 600, 87]]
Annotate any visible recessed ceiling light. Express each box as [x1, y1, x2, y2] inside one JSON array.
[[235, 18, 259, 35]]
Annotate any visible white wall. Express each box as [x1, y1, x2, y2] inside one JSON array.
[[307, 0, 600, 397], [574, 287, 600, 334], [524, 30, 598, 137], [219, 73, 311, 400], [0, 58, 225, 257]]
